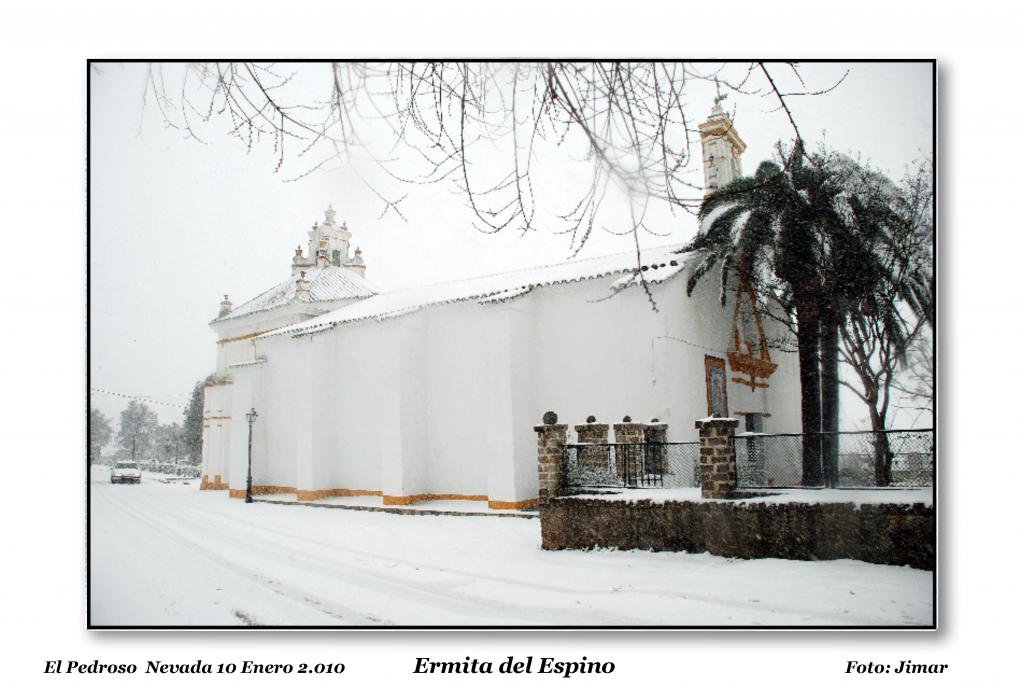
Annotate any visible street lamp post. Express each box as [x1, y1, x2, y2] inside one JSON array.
[[245, 408, 258, 503]]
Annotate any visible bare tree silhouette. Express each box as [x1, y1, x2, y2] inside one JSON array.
[[136, 61, 845, 254]]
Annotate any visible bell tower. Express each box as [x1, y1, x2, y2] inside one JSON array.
[[292, 205, 366, 277], [699, 86, 746, 196]]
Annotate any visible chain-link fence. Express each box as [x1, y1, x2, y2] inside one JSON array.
[[735, 429, 934, 488], [734, 433, 801, 488], [563, 442, 700, 490]]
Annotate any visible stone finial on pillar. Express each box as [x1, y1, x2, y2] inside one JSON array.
[[535, 411, 567, 501], [218, 294, 232, 318], [613, 417, 646, 487], [695, 417, 739, 498]]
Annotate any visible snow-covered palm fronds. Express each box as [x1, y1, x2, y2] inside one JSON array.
[[684, 159, 792, 303]]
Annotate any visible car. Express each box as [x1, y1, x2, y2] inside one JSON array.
[[111, 461, 142, 484]]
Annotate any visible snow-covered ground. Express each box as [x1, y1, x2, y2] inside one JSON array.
[[89, 466, 932, 627]]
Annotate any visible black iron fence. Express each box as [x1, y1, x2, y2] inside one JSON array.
[[562, 429, 933, 491], [563, 442, 700, 490]]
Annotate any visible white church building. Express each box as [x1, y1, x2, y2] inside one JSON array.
[[200, 103, 801, 509]]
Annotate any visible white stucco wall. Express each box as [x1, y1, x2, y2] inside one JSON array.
[[259, 335, 310, 490], [328, 320, 389, 492], [208, 268, 801, 505], [421, 302, 490, 496]]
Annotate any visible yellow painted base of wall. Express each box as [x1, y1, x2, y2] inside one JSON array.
[[382, 493, 488, 506], [214, 481, 536, 511], [487, 498, 541, 510], [228, 486, 297, 499], [296, 488, 382, 502]]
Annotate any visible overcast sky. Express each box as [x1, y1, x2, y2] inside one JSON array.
[[89, 61, 933, 428]]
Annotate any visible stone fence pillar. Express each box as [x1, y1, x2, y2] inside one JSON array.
[[645, 419, 669, 478], [574, 416, 610, 471], [613, 416, 646, 487], [535, 411, 568, 501], [695, 417, 739, 498], [645, 419, 668, 444], [575, 416, 610, 444]]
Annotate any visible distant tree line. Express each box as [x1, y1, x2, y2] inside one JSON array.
[[89, 375, 213, 468]]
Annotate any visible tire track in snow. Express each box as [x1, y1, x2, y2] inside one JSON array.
[[93, 477, 929, 626], [93, 485, 387, 625], [178, 493, 653, 599], [175, 499, 872, 624], [98, 482, 651, 625], [141, 492, 650, 625]]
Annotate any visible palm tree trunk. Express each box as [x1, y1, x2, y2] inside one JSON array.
[[819, 303, 841, 486], [795, 293, 823, 486]]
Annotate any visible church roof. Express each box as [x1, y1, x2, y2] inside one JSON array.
[[262, 243, 690, 339], [213, 265, 377, 324]]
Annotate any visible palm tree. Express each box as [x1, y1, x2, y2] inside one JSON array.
[[785, 151, 864, 485], [684, 147, 826, 486], [687, 145, 932, 487]]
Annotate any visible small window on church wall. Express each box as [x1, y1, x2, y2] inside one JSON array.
[[704, 356, 728, 417], [332, 249, 341, 266]]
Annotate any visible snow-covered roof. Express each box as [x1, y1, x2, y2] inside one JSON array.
[[213, 266, 377, 324], [263, 243, 689, 339]]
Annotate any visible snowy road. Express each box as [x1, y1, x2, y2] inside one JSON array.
[[89, 467, 933, 627]]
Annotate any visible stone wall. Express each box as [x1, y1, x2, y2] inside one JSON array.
[[540, 495, 935, 570]]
